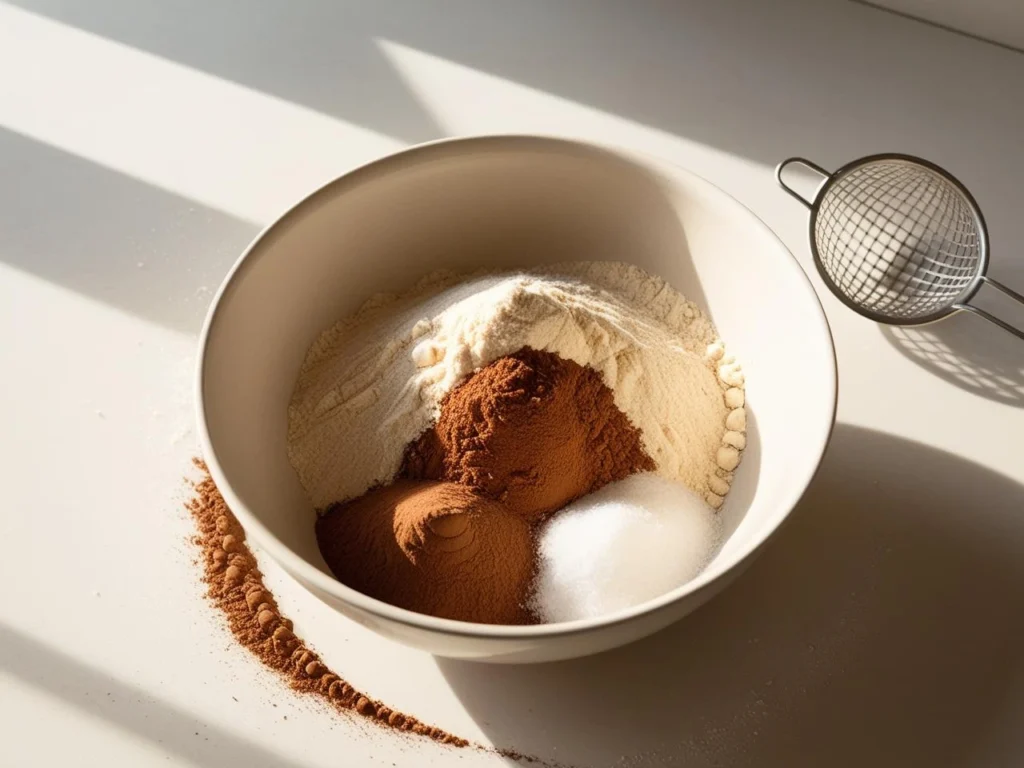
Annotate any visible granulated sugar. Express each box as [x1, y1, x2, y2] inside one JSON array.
[[529, 474, 722, 623], [288, 262, 745, 511]]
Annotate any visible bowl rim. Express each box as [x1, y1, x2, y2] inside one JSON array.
[[196, 133, 838, 640]]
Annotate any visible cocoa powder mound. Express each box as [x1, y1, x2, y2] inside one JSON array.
[[404, 347, 654, 521], [316, 480, 534, 624], [187, 460, 468, 746]]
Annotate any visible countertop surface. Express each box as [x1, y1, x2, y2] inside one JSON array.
[[3, 1, 1024, 765]]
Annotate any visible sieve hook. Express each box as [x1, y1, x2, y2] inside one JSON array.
[[775, 157, 830, 209], [955, 276, 1024, 342]]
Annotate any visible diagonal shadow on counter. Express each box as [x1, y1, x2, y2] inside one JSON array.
[[881, 306, 1024, 408], [438, 423, 1024, 767], [11, 0, 1022, 324], [11, 0, 1023, 176], [4, 0, 444, 145], [0, 623, 308, 768], [0, 127, 259, 334]]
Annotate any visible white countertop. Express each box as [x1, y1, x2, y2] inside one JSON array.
[[3, 1, 1024, 765]]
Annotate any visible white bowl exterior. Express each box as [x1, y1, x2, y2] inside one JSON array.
[[198, 136, 836, 663]]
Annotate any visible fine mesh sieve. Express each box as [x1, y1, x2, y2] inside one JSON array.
[[776, 154, 1024, 341]]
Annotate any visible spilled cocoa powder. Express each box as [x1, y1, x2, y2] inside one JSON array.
[[187, 459, 467, 747]]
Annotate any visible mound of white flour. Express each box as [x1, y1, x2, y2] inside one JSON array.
[[287, 262, 746, 509]]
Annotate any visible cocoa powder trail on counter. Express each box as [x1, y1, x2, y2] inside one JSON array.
[[186, 459, 467, 747]]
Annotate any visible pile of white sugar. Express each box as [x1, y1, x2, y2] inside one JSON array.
[[530, 473, 722, 623], [288, 262, 746, 509]]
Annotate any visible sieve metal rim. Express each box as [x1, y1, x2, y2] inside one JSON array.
[[777, 152, 991, 327]]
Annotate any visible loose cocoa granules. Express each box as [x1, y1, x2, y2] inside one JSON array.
[[187, 459, 467, 747], [316, 480, 535, 624], [404, 347, 654, 521]]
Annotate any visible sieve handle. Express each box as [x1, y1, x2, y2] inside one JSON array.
[[956, 276, 1024, 342], [775, 157, 830, 209]]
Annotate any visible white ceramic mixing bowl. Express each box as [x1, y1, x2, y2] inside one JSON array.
[[197, 136, 836, 663]]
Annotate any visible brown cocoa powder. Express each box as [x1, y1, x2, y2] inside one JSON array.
[[404, 347, 654, 521], [317, 480, 535, 624], [187, 459, 468, 747]]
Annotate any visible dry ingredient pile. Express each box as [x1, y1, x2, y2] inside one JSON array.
[[288, 262, 746, 625]]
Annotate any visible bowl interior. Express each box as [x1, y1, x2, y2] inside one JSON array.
[[200, 136, 835, 631]]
